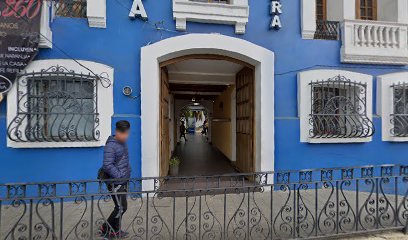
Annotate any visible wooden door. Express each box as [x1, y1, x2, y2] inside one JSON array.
[[160, 67, 170, 177], [236, 67, 254, 173], [316, 0, 327, 20]]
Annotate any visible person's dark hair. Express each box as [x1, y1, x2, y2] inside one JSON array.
[[116, 120, 131, 132]]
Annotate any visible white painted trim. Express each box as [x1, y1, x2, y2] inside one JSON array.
[[7, 59, 114, 148], [87, 0, 107, 28], [300, 0, 316, 39], [378, 72, 408, 142], [172, 0, 249, 34], [141, 34, 274, 190], [298, 69, 373, 143], [39, 1, 53, 48]]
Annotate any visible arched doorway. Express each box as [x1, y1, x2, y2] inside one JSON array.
[[141, 34, 274, 188]]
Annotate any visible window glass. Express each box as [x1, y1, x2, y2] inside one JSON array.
[[309, 76, 374, 139], [392, 85, 408, 137], [358, 0, 377, 20]]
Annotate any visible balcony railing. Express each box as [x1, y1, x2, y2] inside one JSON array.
[[341, 19, 408, 65], [54, 0, 87, 18], [314, 20, 340, 40], [1, 165, 408, 239]]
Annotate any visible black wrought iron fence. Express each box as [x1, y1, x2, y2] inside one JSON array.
[[1, 165, 407, 239]]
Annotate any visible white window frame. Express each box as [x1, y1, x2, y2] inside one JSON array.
[[298, 69, 373, 143], [39, 0, 107, 48], [86, 0, 107, 28], [7, 59, 114, 148], [39, 1, 53, 48], [377, 72, 408, 142], [173, 0, 249, 34]]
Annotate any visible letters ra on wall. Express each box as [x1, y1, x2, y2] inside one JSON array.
[[270, 0, 282, 30]]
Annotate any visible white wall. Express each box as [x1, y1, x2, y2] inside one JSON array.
[[327, 0, 343, 21], [378, 0, 398, 22]]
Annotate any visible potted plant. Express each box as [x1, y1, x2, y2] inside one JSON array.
[[169, 156, 181, 176]]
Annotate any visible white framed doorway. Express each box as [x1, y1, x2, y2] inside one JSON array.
[[140, 34, 274, 189]]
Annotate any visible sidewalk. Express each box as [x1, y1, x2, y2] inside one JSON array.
[[344, 231, 408, 240]]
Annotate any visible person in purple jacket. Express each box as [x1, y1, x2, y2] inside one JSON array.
[[101, 120, 131, 238]]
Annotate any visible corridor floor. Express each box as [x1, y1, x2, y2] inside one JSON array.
[[174, 133, 238, 177]]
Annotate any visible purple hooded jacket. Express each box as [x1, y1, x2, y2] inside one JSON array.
[[102, 136, 131, 182]]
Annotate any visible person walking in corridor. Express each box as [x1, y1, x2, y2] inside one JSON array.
[[99, 120, 131, 238], [180, 121, 188, 142]]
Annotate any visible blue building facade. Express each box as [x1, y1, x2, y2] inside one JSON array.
[[1, 0, 408, 183]]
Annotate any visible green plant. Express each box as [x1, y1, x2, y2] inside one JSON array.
[[169, 156, 181, 167]]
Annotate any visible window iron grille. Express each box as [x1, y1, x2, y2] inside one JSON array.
[[54, 0, 87, 18], [309, 75, 374, 139], [391, 82, 408, 137], [314, 20, 340, 40], [7, 65, 110, 143]]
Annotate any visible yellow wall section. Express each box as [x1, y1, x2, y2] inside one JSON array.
[[212, 86, 234, 160]]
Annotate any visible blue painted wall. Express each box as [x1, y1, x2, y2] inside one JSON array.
[[0, 0, 407, 183]]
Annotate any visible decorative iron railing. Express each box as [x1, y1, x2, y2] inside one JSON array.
[[7, 65, 107, 143], [314, 20, 340, 40], [54, 0, 87, 18], [309, 75, 375, 139], [391, 83, 408, 137], [1, 165, 407, 239]]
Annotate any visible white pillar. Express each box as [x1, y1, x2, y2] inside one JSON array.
[[342, 0, 356, 20], [397, 0, 408, 24], [301, 0, 316, 39]]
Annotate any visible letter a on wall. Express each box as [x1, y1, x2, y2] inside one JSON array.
[[129, 0, 148, 20]]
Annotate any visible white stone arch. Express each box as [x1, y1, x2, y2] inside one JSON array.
[[141, 34, 275, 185]]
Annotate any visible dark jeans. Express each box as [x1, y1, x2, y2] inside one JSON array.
[[104, 184, 128, 232], [180, 133, 187, 141]]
